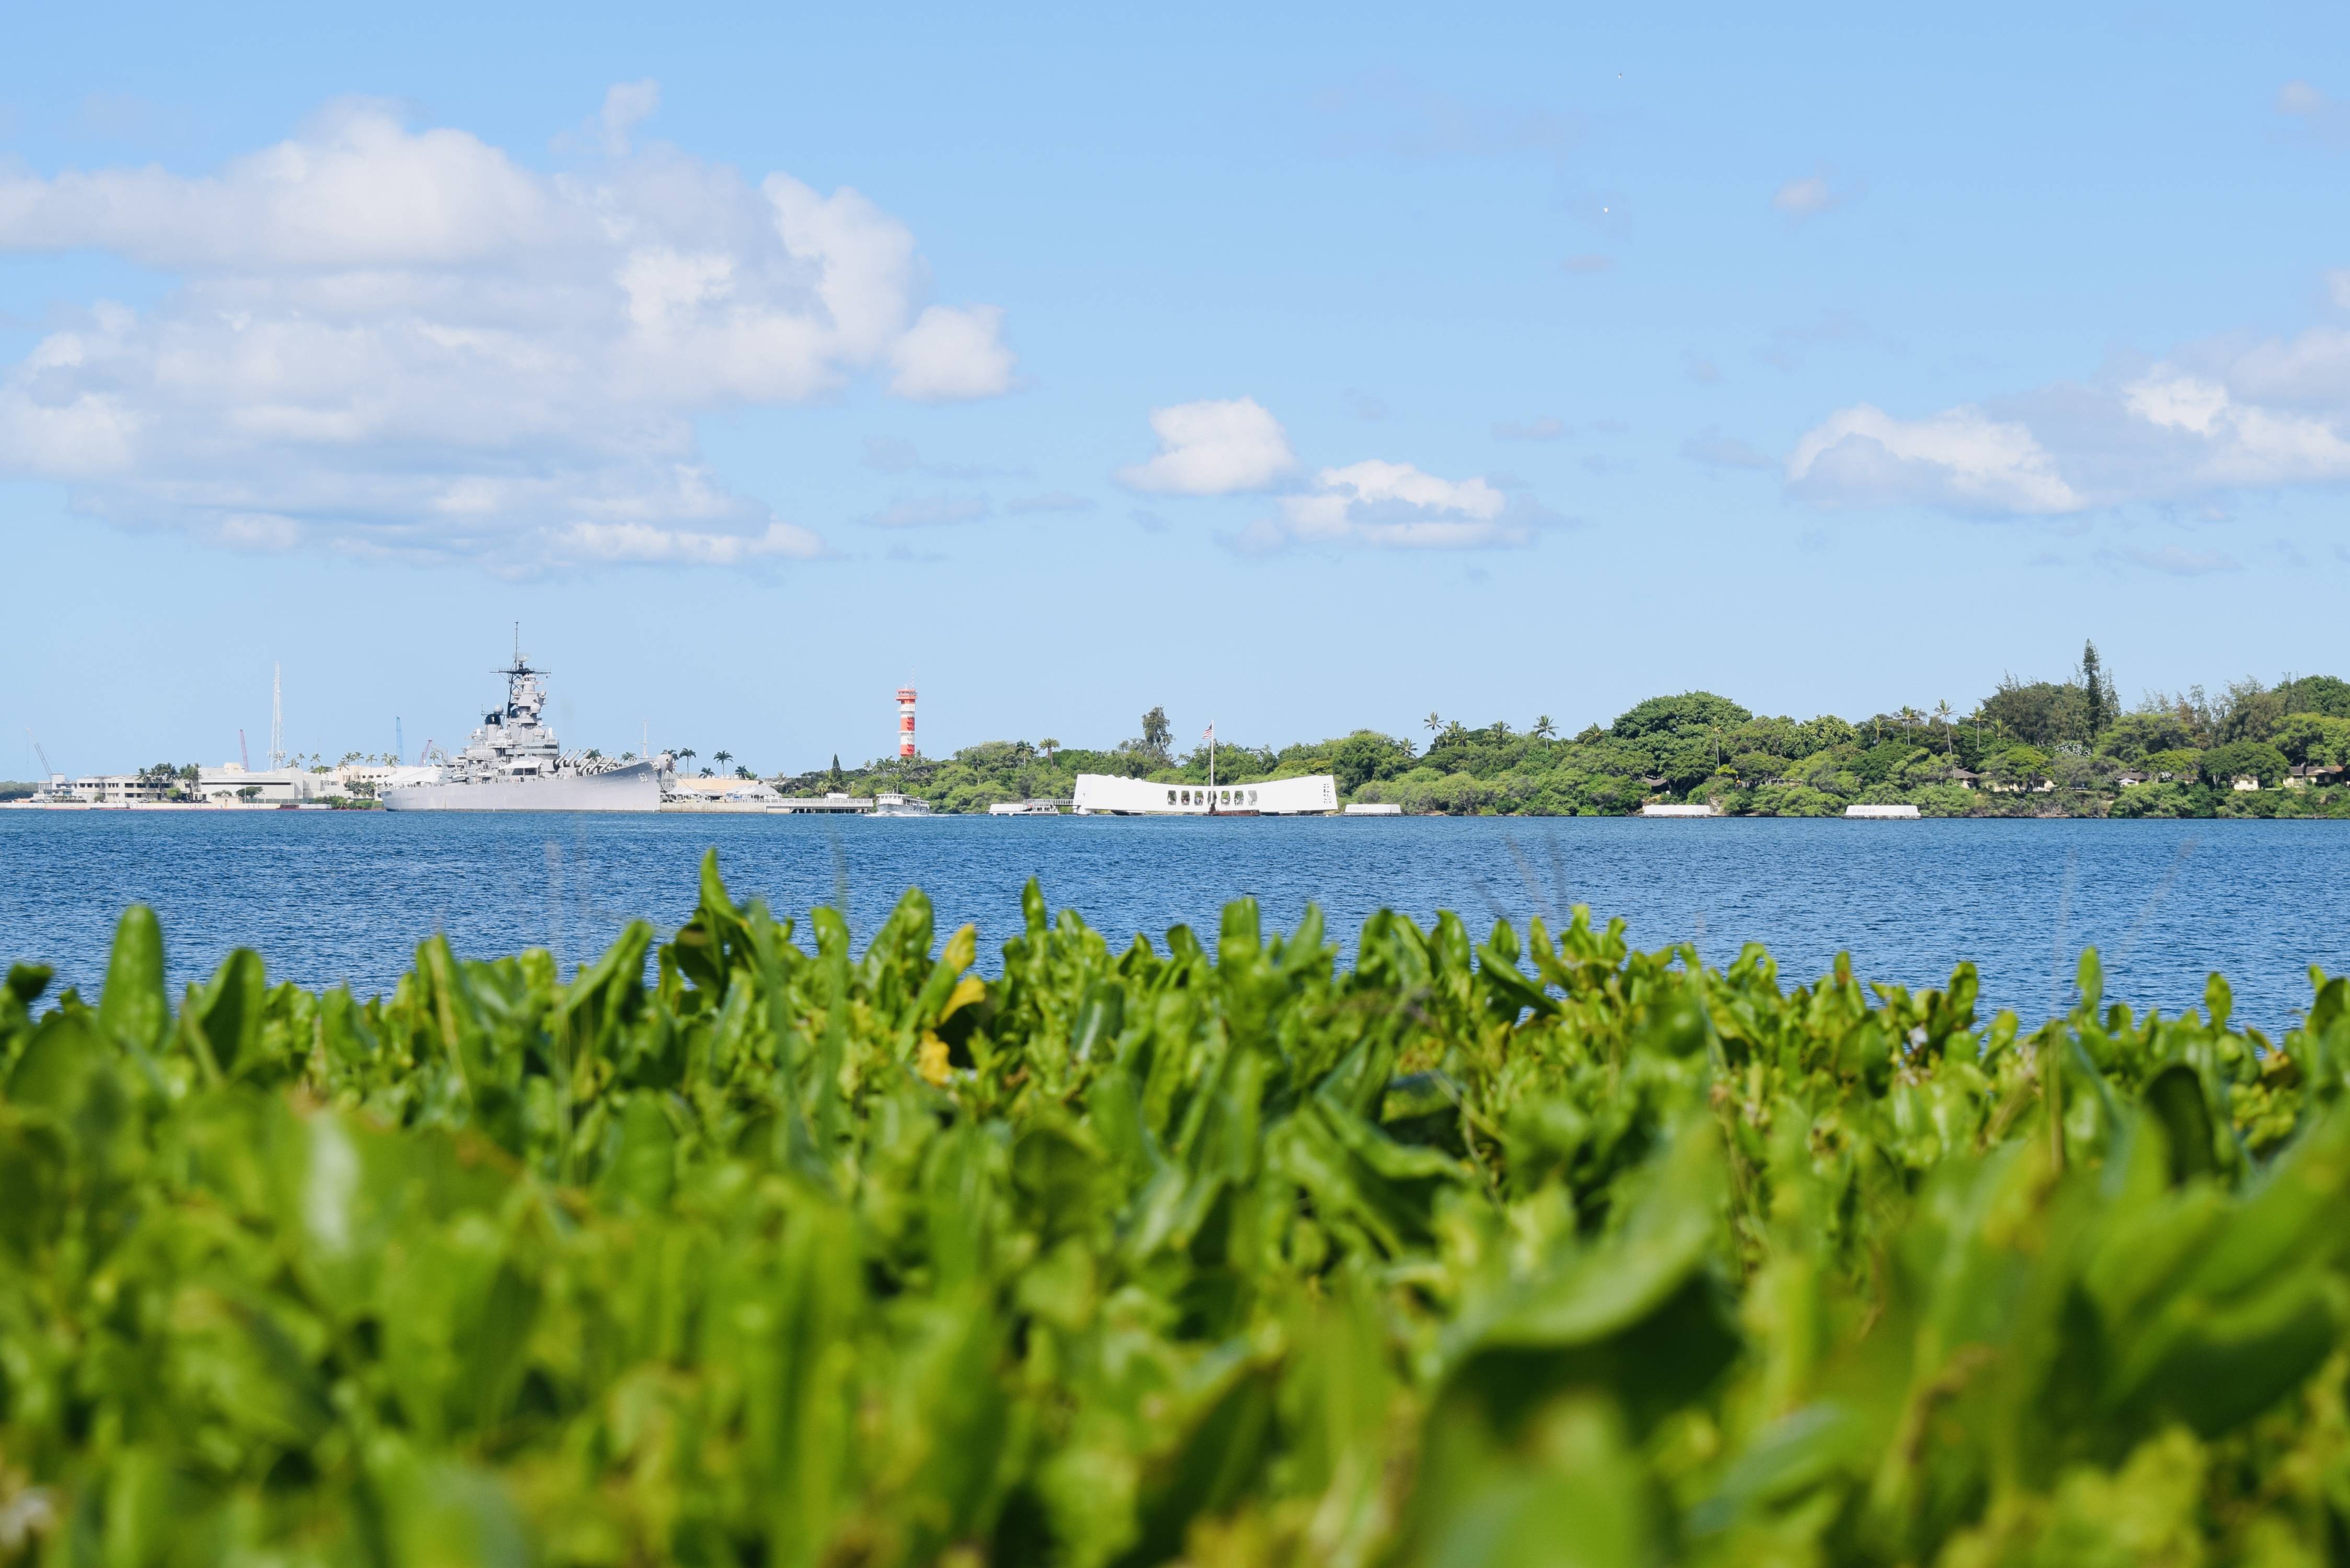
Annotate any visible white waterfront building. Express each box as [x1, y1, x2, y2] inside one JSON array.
[[198, 763, 442, 803], [25, 763, 424, 808], [1071, 773, 1339, 815]]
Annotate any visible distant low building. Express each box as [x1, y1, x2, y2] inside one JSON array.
[[2232, 776, 2261, 792], [64, 774, 181, 804], [195, 763, 435, 804]]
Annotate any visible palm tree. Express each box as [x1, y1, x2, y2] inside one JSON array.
[[713, 750, 733, 773], [1491, 719, 1512, 742], [1040, 737, 1060, 765], [1531, 715, 1557, 740], [1425, 711, 1443, 737], [1933, 700, 1954, 754]]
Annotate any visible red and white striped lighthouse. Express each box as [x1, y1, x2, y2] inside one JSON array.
[[896, 685, 918, 758]]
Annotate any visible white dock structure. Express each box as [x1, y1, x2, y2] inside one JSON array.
[[1072, 774, 1339, 815]]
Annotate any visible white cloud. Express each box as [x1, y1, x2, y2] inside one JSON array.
[[1007, 491, 1095, 513], [1760, 308, 1869, 370], [889, 304, 1016, 402], [1787, 308, 2350, 517], [0, 94, 1016, 569], [2279, 80, 2331, 116], [2277, 79, 2350, 151], [212, 512, 305, 552], [2097, 543, 2240, 576], [860, 436, 1008, 479], [600, 80, 660, 157], [860, 495, 989, 528], [1772, 176, 1835, 217], [1680, 428, 1773, 470], [1114, 396, 1296, 494], [1785, 403, 2081, 514], [1252, 459, 1527, 551], [544, 518, 828, 566], [1494, 416, 1566, 441], [1771, 165, 1862, 222], [2121, 364, 2350, 485]]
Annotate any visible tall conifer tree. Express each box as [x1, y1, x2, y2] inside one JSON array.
[[2080, 639, 2111, 740]]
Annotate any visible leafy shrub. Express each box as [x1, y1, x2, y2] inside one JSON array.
[[1986, 744, 2051, 788], [1906, 782, 1978, 816], [1328, 730, 1417, 793], [1743, 783, 1842, 816], [2272, 713, 2350, 767], [1608, 690, 1752, 741], [2109, 780, 2210, 818], [2199, 739, 2289, 788], [8, 857, 2350, 1565]]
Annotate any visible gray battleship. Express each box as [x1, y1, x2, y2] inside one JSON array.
[[383, 650, 670, 812]]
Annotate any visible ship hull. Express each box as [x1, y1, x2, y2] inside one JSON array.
[[383, 761, 662, 812]]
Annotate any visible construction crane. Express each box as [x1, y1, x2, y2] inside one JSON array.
[[26, 730, 57, 790], [239, 729, 251, 771]]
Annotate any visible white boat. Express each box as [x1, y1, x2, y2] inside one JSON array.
[[870, 792, 933, 817], [383, 648, 670, 813]]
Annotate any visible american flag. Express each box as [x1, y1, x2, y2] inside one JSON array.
[[1202, 723, 1215, 743]]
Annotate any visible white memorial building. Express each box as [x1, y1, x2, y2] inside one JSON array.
[[1071, 773, 1339, 815]]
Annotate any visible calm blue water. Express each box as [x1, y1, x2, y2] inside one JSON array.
[[0, 812, 2340, 1032]]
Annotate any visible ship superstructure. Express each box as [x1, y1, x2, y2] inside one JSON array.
[[383, 648, 670, 812]]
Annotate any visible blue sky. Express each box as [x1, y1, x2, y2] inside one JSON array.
[[5, 1, 2349, 776]]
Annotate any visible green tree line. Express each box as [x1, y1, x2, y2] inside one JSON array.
[[781, 644, 2350, 817]]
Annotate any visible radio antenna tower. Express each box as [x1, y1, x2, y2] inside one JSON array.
[[269, 663, 284, 770]]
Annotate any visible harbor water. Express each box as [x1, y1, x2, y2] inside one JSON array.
[[0, 811, 2340, 1033]]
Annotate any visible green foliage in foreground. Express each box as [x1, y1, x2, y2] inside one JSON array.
[[9, 856, 2350, 1566]]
